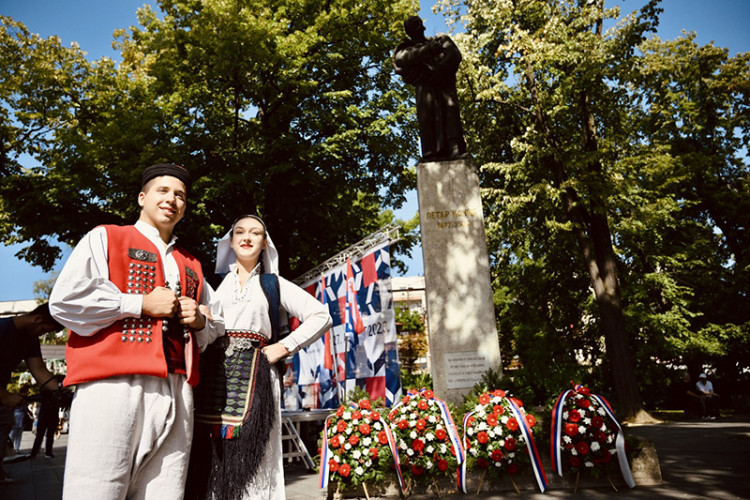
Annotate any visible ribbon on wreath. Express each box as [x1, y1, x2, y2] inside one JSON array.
[[590, 394, 635, 489], [550, 384, 635, 488], [458, 397, 547, 493], [507, 398, 548, 492], [318, 404, 406, 491]]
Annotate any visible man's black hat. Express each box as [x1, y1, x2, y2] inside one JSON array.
[[141, 163, 192, 189]]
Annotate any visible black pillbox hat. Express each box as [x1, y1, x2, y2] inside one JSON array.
[[141, 163, 191, 189]]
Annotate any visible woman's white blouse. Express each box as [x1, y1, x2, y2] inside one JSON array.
[[216, 268, 332, 355]]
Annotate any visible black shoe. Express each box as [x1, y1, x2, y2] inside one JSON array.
[[44, 454, 54, 459]]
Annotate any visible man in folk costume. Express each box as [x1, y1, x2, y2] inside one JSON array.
[[49, 163, 224, 500]]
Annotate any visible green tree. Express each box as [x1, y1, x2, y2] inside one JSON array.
[[1, 0, 419, 277]]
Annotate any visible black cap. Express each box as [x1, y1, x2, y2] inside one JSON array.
[[141, 163, 191, 189]]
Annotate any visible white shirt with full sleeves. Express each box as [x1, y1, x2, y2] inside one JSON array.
[[216, 263, 332, 353], [49, 220, 224, 351]]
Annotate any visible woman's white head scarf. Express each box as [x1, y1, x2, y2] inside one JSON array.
[[215, 215, 279, 275]]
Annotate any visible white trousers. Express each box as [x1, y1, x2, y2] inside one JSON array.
[[63, 373, 193, 500]]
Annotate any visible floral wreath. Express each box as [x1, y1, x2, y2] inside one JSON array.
[[319, 399, 403, 495], [460, 389, 548, 494], [550, 382, 635, 489], [387, 388, 464, 494]]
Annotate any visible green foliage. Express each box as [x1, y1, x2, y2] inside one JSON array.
[[437, 0, 750, 413], [400, 369, 432, 393], [1, 0, 420, 277]]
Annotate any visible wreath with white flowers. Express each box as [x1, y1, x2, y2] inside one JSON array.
[[320, 398, 399, 497], [461, 389, 547, 494], [551, 383, 635, 490], [387, 388, 464, 495]]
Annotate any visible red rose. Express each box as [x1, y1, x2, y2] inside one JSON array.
[[329, 459, 339, 472], [467, 416, 476, 426], [371, 411, 381, 421], [377, 430, 389, 445], [576, 441, 589, 455], [398, 419, 408, 430], [411, 438, 425, 452], [487, 414, 498, 427], [336, 420, 347, 433], [435, 428, 447, 441], [525, 414, 537, 428], [437, 459, 448, 471], [507, 463, 519, 475], [339, 463, 351, 477], [506, 417, 519, 431], [493, 404, 505, 415], [477, 431, 489, 444], [569, 456, 581, 468], [493, 389, 507, 398], [504, 437, 516, 451], [577, 386, 591, 396], [416, 418, 427, 431], [423, 390, 434, 399], [568, 409, 581, 423], [359, 399, 371, 410], [491, 449, 504, 462], [402, 395, 411, 405], [592, 416, 604, 428], [329, 436, 340, 448], [348, 435, 359, 446], [578, 398, 591, 408], [336, 406, 345, 417], [417, 400, 428, 410], [411, 465, 424, 476], [564, 423, 579, 437], [478, 394, 491, 405], [476, 458, 489, 469], [359, 423, 371, 436], [351, 410, 362, 420], [595, 430, 607, 443], [370, 447, 378, 459]]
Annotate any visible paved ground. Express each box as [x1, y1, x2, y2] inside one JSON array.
[[2, 415, 748, 499]]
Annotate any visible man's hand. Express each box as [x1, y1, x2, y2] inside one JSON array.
[[143, 287, 179, 317], [262, 342, 290, 365], [178, 296, 206, 330]]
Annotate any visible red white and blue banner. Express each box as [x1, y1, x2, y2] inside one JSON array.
[[284, 242, 403, 409]]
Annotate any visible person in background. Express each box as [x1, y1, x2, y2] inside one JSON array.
[[9, 385, 30, 453], [49, 163, 224, 499], [0, 303, 64, 482], [696, 372, 720, 419], [30, 375, 63, 458]]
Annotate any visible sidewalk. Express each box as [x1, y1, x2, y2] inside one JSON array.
[[2, 415, 749, 499]]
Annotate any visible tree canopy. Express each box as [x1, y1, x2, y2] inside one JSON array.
[[1, 0, 420, 278], [438, 0, 749, 418]]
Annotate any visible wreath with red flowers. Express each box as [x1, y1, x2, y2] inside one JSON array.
[[462, 389, 544, 493], [322, 399, 395, 489], [552, 384, 624, 484], [387, 389, 460, 491]]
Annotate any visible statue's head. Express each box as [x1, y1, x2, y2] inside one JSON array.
[[404, 16, 426, 40]]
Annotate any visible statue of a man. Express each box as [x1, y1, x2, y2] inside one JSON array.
[[393, 16, 467, 162]]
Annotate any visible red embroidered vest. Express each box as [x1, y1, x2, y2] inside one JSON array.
[[64, 225, 203, 387]]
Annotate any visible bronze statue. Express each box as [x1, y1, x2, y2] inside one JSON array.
[[393, 16, 467, 162]]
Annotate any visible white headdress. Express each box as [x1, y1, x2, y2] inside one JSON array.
[[215, 215, 279, 275]]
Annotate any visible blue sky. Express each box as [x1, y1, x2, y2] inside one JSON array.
[[1, 0, 748, 301]]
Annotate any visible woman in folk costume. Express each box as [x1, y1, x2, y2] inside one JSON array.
[[189, 215, 332, 500]]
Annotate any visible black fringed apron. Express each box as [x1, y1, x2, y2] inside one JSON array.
[[187, 274, 285, 500]]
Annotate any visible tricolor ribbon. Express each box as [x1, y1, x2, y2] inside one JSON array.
[[382, 416, 406, 491], [458, 410, 476, 493], [318, 413, 335, 488], [506, 398, 548, 492], [550, 389, 572, 476], [590, 394, 635, 489]]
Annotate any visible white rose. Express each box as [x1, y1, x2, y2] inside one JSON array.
[[590, 442, 600, 452], [562, 436, 572, 444], [470, 447, 478, 457], [363, 437, 372, 447], [410, 430, 417, 439], [344, 443, 351, 451], [355, 466, 364, 476], [426, 445, 434, 454], [578, 425, 586, 434], [584, 461, 594, 468], [352, 450, 362, 460], [407, 448, 414, 456], [425, 432, 435, 441]]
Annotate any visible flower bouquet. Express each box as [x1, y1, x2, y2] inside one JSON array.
[[319, 399, 402, 499], [387, 388, 463, 496], [550, 383, 635, 491], [460, 389, 547, 494]]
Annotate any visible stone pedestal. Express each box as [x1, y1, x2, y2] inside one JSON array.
[[417, 158, 502, 403]]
